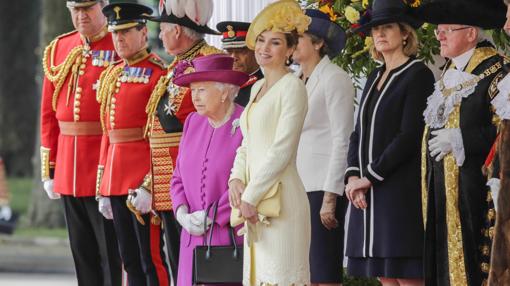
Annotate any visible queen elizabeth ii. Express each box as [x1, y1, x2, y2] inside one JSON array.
[[170, 54, 248, 286]]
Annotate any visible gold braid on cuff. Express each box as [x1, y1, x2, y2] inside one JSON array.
[[95, 166, 104, 200], [40, 147, 53, 181]]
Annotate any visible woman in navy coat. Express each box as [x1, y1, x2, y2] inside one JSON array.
[[344, 0, 435, 285]]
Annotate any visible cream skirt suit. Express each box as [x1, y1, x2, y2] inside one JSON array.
[[230, 73, 311, 285]]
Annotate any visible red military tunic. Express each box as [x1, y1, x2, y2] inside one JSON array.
[[144, 40, 223, 211], [40, 28, 117, 197], [97, 49, 167, 197]]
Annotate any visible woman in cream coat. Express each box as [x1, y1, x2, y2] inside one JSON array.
[[228, 1, 312, 285], [294, 9, 354, 286]]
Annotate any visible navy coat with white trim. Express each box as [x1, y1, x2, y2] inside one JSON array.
[[345, 58, 435, 258]]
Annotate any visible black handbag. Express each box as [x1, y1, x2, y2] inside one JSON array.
[[193, 201, 243, 285]]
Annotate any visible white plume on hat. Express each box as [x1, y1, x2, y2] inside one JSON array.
[[164, 0, 213, 25]]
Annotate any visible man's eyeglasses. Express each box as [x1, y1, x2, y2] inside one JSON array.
[[434, 26, 471, 37]]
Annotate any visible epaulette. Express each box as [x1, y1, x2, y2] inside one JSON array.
[[149, 56, 167, 70], [43, 30, 79, 72], [55, 30, 78, 40], [199, 44, 224, 56], [42, 30, 85, 111]]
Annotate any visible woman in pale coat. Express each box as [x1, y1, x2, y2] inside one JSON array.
[[294, 9, 354, 286], [227, 0, 312, 285]]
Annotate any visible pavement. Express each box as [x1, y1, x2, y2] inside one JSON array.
[[0, 234, 76, 285], [0, 273, 77, 285]]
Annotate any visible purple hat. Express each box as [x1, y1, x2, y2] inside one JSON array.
[[173, 54, 250, 88]]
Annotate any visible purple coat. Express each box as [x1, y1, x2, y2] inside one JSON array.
[[171, 104, 244, 286]]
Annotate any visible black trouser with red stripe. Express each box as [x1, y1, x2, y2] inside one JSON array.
[[110, 195, 170, 286], [62, 195, 122, 286], [160, 210, 181, 284]]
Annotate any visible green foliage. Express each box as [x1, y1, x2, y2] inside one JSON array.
[[7, 177, 32, 214], [488, 29, 510, 53], [304, 0, 439, 80], [344, 270, 381, 286], [14, 227, 68, 238]]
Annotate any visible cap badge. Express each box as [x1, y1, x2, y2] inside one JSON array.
[[113, 6, 121, 20], [227, 25, 235, 38]]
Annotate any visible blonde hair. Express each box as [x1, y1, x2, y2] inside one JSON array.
[[370, 22, 419, 62]]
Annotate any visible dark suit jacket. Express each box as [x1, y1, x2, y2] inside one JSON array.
[[235, 68, 264, 107], [345, 58, 435, 258]]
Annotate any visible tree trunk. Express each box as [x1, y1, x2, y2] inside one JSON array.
[[26, 0, 73, 228], [0, 0, 40, 176]]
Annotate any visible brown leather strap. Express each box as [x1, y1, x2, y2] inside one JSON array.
[[109, 128, 144, 144], [59, 121, 103, 136]]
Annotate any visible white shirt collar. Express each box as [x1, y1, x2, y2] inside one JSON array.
[[451, 47, 475, 71]]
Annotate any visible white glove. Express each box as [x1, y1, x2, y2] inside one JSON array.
[[43, 179, 61, 200], [487, 178, 501, 212], [98, 196, 113, 220], [190, 210, 212, 228], [130, 188, 152, 214], [0, 205, 12, 221], [429, 128, 465, 166], [175, 206, 207, 236]]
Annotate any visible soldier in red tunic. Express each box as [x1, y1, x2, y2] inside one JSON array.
[[216, 21, 263, 107], [96, 3, 170, 285], [39, 1, 121, 285], [127, 1, 223, 282]]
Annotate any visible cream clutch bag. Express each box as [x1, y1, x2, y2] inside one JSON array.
[[230, 182, 282, 227]]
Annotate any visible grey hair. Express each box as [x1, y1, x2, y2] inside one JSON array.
[[214, 82, 240, 102], [98, 0, 109, 7], [475, 27, 486, 43], [167, 23, 205, 41]]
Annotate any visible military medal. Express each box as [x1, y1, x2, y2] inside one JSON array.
[[98, 50, 105, 66], [132, 67, 139, 83], [138, 68, 145, 84], [134, 67, 142, 83], [121, 67, 129, 82], [143, 68, 152, 84], [127, 67, 135, 83], [103, 51, 111, 67], [92, 51, 99, 66], [110, 51, 116, 66]]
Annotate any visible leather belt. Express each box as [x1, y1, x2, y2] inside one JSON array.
[[149, 132, 182, 148], [59, 121, 103, 136], [109, 128, 144, 144]]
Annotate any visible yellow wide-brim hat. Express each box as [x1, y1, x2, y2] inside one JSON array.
[[246, 0, 311, 50]]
